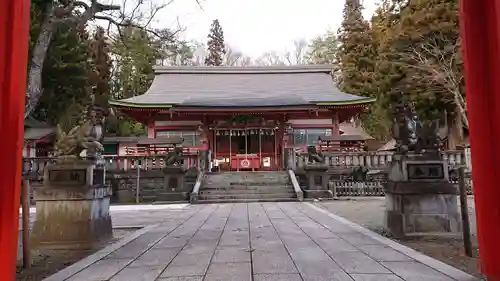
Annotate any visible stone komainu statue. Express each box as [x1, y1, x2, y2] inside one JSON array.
[[165, 146, 184, 166], [391, 102, 442, 155], [307, 145, 325, 164], [53, 121, 104, 160], [414, 120, 442, 153], [392, 103, 418, 154]]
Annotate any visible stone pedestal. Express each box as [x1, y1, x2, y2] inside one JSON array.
[[384, 154, 461, 237], [162, 166, 188, 201], [31, 159, 113, 250], [164, 166, 186, 190], [303, 164, 332, 199]]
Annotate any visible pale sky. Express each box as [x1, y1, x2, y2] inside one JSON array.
[[132, 0, 378, 58]]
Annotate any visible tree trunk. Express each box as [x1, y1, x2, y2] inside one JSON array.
[[453, 90, 469, 129], [24, 17, 55, 118]]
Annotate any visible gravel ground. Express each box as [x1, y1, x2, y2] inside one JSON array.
[[15, 229, 134, 281], [315, 196, 484, 279]]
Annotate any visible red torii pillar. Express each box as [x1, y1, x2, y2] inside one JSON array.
[[0, 0, 500, 280], [460, 0, 500, 280], [0, 0, 30, 280]]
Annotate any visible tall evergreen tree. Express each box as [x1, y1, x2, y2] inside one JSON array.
[[32, 21, 92, 131], [111, 26, 163, 100], [205, 19, 226, 66], [363, 0, 402, 140], [107, 26, 164, 136], [86, 27, 112, 142], [337, 0, 376, 97], [337, 0, 382, 138], [380, 0, 462, 123], [107, 26, 183, 136], [367, 0, 463, 142]]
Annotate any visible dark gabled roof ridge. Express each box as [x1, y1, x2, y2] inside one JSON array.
[[153, 64, 335, 74]]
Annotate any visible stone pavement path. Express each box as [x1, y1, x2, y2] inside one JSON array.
[[44, 202, 478, 281]]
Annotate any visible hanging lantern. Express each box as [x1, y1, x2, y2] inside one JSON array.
[[216, 130, 220, 136], [242, 130, 246, 136], [270, 129, 275, 135], [259, 129, 263, 135], [261, 118, 266, 127]]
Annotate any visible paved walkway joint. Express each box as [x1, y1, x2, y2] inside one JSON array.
[[43, 202, 478, 281]]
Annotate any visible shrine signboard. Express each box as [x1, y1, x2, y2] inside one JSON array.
[[407, 163, 445, 180], [48, 169, 87, 186]]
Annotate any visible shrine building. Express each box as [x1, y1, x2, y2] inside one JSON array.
[[110, 65, 375, 171]]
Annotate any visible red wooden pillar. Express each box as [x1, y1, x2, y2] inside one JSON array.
[[459, 0, 500, 280], [0, 0, 31, 280]]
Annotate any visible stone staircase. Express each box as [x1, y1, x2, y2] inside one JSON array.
[[197, 171, 298, 203]]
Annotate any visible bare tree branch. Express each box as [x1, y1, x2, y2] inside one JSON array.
[[25, 0, 179, 118], [195, 0, 205, 10], [145, 0, 174, 26], [94, 15, 162, 38], [392, 35, 467, 129]]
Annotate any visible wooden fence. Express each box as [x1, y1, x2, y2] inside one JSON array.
[[330, 177, 473, 197]]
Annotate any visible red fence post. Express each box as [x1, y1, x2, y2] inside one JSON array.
[[0, 0, 31, 280], [459, 0, 500, 279]]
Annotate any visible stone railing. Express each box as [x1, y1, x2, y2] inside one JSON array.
[[22, 155, 200, 204], [189, 171, 205, 203], [287, 169, 304, 201], [22, 154, 200, 179], [295, 150, 469, 171]]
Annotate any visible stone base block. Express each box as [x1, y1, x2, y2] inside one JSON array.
[[384, 188, 461, 237], [31, 194, 113, 250], [304, 190, 333, 199]]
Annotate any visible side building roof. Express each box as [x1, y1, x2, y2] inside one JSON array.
[[110, 65, 375, 108]]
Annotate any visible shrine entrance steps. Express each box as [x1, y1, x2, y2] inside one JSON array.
[[197, 171, 298, 203]]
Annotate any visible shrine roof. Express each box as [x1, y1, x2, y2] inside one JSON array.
[[24, 127, 54, 141], [110, 65, 375, 109], [339, 123, 374, 140]]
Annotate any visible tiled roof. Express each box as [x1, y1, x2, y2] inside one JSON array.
[[110, 65, 374, 108], [339, 122, 374, 140], [24, 127, 54, 140]]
